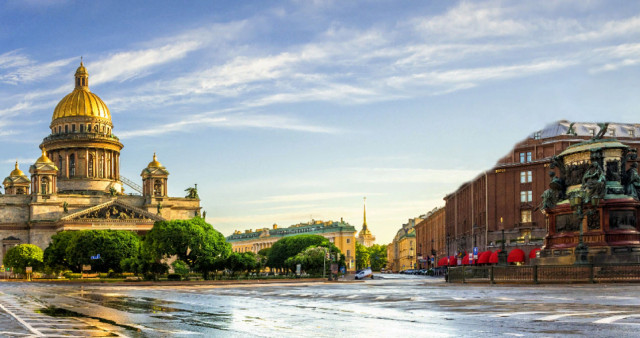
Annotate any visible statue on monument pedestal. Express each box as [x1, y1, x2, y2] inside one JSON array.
[[624, 162, 640, 199], [582, 161, 606, 202]]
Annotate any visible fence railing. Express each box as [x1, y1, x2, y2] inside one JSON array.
[[448, 264, 640, 284]]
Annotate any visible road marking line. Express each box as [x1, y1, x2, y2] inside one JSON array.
[[539, 311, 624, 321], [493, 311, 549, 317], [375, 295, 387, 300], [0, 302, 44, 337], [346, 295, 357, 299], [594, 314, 640, 324]]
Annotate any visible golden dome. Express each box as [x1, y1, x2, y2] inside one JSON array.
[[10, 161, 25, 177], [147, 153, 163, 168], [36, 148, 53, 164], [51, 62, 111, 122]]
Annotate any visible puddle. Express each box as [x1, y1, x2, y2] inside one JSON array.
[[37, 306, 140, 336]]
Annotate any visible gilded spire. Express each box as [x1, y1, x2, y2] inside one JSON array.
[[363, 196, 368, 230]]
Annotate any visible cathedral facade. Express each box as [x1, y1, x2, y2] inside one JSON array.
[[0, 62, 201, 262]]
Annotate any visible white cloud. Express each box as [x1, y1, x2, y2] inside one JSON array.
[[117, 112, 339, 138]]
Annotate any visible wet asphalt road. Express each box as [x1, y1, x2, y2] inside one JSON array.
[[1, 275, 640, 337]]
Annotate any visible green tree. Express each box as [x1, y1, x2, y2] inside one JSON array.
[[355, 242, 371, 270], [65, 230, 141, 272], [143, 217, 231, 279], [369, 244, 388, 271], [285, 246, 327, 275], [267, 234, 329, 271], [43, 231, 79, 273], [171, 260, 190, 277], [3, 244, 43, 273], [226, 252, 258, 276]]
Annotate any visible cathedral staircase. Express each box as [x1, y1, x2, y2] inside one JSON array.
[[120, 176, 143, 195]]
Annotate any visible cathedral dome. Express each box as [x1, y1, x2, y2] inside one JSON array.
[[10, 162, 26, 177], [51, 61, 111, 122], [147, 153, 163, 168]]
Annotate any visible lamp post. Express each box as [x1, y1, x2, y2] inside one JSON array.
[[498, 217, 508, 265]]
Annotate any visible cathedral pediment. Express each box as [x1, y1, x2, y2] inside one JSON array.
[[60, 200, 163, 222]]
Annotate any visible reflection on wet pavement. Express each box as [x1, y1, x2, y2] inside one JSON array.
[[1, 275, 640, 337]]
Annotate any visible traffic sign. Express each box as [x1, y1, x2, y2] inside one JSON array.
[[25, 267, 32, 273], [473, 247, 479, 259], [91, 254, 101, 260]]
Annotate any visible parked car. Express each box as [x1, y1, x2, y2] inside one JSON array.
[[355, 267, 373, 280]]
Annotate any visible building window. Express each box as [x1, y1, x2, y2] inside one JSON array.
[[65, 125, 68, 133], [346, 238, 350, 244], [58, 156, 64, 177], [80, 124, 84, 133], [520, 171, 532, 183], [69, 154, 75, 177], [521, 210, 532, 223], [88, 154, 94, 177], [533, 131, 541, 140], [41, 177, 49, 195], [72, 124, 76, 133], [520, 190, 532, 202], [347, 250, 351, 257], [99, 155, 104, 178], [629, 129, 635, 137], [520, 152, 532, 163]]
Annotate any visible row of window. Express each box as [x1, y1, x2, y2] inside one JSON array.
[[52, 123, 111, 135], [56, 153, 115, 178], [519, 151, 532, 163]]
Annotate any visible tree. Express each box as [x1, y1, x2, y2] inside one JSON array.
[[143, 217, 231, 279], [267, 235, 329, 271], [285, 246, 327, 275], [65, 230, 141, 272], [369, 244, 388, 271], [355, 242, 371, 270], [43, 231, 79, 273], [171, 260, 190, 277], [4, 244, 43, 274], [226, 252, 258, 276]]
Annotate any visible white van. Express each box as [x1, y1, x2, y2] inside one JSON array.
[[355, 267, 373, 280]]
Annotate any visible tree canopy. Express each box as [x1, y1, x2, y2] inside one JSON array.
[[65, 230, 141, 272], [267, 235, 329, 270], [143, 217, 231, 278], [285, 246, 327, 275], [355, 242, 371, 270], [43, 231, 79, 273], [368, 244, 388, 271], [4, 244, 43, 273], [267, 234, 345, 272]]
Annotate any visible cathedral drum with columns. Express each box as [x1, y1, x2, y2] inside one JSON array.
[[0, 62, 201, 262]]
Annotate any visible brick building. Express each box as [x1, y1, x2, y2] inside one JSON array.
[[415, 207, 445, 269], [443, 121, 640, 263]]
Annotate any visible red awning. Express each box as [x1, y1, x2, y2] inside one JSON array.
[[477, 251, 491, 264], [448, 255, 457, 266], [462, 254, 470, 265], [437, 257, 448, 266], [529, 248, 541, 259], [508, 248, 526, 263], [489, 250, 501, 264]]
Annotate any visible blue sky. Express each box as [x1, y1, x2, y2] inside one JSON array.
[[2, 0, 640, 244]]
